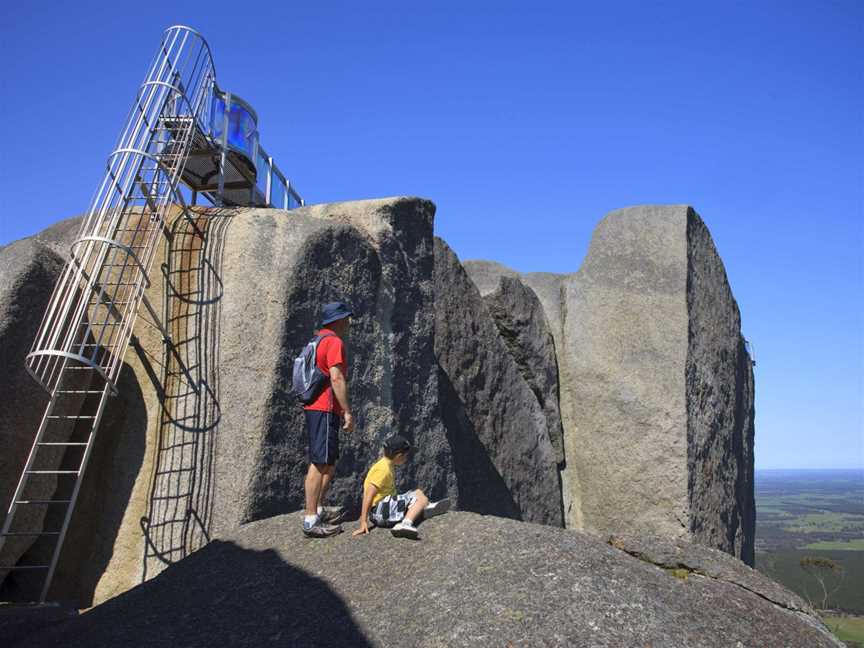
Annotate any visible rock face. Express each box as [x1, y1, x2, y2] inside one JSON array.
[[0, 198, 463, 604], [434, 239, 562, 526], [18, 512, 841, 648], [219, 198, 457, 534], [481, 275, 565, 465], [0, 199, 755, 611], [0, 238, 68, 585], [685, 214, 756, 563], [464, 205, 755, 565]]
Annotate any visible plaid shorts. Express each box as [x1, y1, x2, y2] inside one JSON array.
[[370, 490, 418, 527]]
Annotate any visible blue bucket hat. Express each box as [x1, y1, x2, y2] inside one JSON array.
[[321, 302, 353, 326]]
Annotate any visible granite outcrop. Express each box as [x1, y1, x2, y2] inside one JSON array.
[[434, 239, 562, 525], [464, 205, 755, 565], [17, 512, 840, 648], [0, 199, 756, 616]]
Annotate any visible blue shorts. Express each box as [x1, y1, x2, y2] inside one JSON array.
[[304, 410, 340, 465]]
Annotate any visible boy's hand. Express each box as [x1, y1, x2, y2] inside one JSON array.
[[352, 520, 369, 537], [343, 412, 355, 433]]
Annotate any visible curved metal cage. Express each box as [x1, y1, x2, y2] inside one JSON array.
[[26, 26, 217, 394]]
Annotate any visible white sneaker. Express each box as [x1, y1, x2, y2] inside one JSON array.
[[424, 498, 451, 518], [391, 520, 419, 540]]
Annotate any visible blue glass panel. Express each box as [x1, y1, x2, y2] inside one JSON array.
[[270, 176, 287, 209], [256, 149, 269, 196], [210, 95, 226, 139], [226, 102, 257, 158]]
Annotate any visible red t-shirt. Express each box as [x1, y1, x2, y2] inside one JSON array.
[[303, 327, 348, 416]]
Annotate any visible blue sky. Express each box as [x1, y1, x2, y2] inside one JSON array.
[[1, 2, 861, 469]]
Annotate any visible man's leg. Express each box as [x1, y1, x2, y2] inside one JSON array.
[[318, 464, 335, 507], [305, 463, 327, 517], [316, 412, 340, 509]]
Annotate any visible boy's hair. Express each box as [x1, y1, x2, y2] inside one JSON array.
[[383, 434, 412, 459]]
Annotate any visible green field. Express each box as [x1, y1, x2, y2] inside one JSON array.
[[822, 615, 864, 648], [804, 539, 864, 551], [755, 469, 864, 615]]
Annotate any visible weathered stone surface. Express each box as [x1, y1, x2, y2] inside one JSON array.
[[461, 260, 518, 297], [0, 216, 151, 604], [0, 238, 68, 587], [482, 276, 565, 465], [0, 199, 461, 605], [22, 512, 841, 648], [686, 214, 756, 564], [606, 534, 809, 614], [0, 200, 755, 610], [463, 206, 755, 564], [559, 205, 754, 562], [434, 239, 562, 526], [218, 198, 457, 533]]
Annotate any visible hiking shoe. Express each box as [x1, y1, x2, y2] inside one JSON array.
[[423, 498, 451, 519], [302, 522, 343, 538], [391, 521, 419, 540], [318, 505, 346, 524]]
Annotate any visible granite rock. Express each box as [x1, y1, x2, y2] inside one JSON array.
[[0, 238, 68, 587], [464, 206, 755, 564], [22, 512, 841, 648], [434, 239, 562, 526], [482, 276, 565, 465]]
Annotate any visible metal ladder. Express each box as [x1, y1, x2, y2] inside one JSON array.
[[0, 26, 215, 603]]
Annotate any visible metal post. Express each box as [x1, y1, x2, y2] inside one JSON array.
[[265, 157, 273, 206], [216, 93, 230, 206]]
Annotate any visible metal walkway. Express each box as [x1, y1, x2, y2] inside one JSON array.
[[0, 25, 302, 602]]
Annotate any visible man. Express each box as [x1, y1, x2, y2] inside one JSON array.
[[302, 301, 355, 538]]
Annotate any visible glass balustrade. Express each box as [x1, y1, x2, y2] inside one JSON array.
[[207, 89, 301, 208]]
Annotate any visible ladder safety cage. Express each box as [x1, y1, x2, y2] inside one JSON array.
[[0, 24, 303, 604]]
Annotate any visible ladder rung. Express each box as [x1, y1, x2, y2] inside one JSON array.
[[37, 442, 88, 446], [25, 470, 79, 475], [15, 500, 72, 504], [0, 532, 60, 536], [47, 416, 97, 419], [0, 565, 50, 570], [56, 390, 104, 394]]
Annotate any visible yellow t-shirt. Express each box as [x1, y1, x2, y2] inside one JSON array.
[[364, 457, 396, 506]]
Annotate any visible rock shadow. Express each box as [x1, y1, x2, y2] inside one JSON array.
[[0, 355, 147, 604], [437, 363, 521, 520], [141, 211, 231, 578], [22, 540, 373, 648]]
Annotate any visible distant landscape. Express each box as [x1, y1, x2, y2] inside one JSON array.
[[755, 468, 864, 645]]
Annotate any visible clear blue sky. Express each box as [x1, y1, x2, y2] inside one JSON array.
[[1, 1, 861, 469]]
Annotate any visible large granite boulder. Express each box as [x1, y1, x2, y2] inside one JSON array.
[[480, 275, 565, 465], [0, 198, 463, 605], [0, 238, 69, 588], [434, 239, 562, 526], [464, 206, 755, 565], [218, 198, 457, 533], [0, 216, 148, 603], [18, 511, 841, 648]]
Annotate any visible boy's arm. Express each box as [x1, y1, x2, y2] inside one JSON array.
[[353, 483, 378, 536]]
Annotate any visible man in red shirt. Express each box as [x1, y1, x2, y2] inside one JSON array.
[[302, 302, 355, 537]]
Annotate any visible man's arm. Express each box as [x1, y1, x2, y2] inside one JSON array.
[[352, 483, 378, 536], [329, 363, 354, 432]]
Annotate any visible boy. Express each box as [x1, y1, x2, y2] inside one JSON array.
[[353, 435, 450, 539]]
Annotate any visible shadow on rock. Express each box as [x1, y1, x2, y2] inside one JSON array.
[[23, 540, 373, 648], [438, 364, 521, 520]]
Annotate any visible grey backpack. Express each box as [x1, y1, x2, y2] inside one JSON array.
[[292, 333, 334, 404]]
